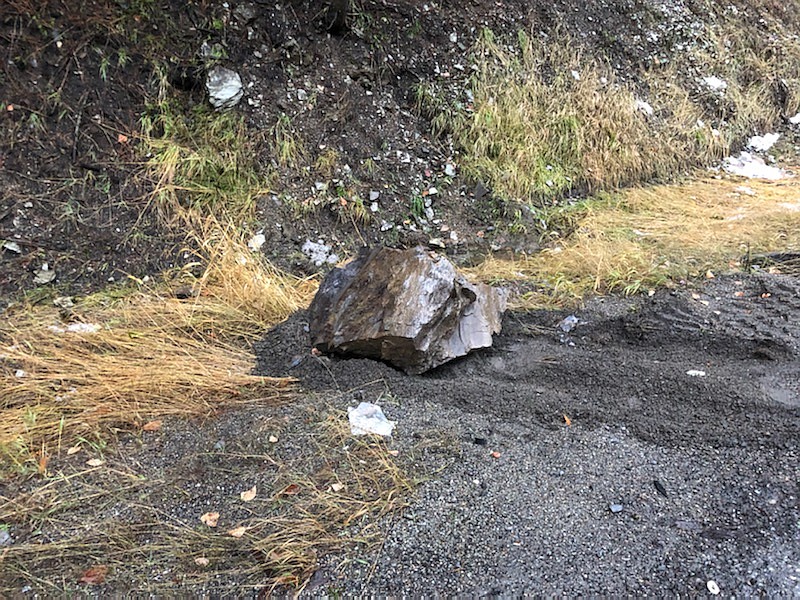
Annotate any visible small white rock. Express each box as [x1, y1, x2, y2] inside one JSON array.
[[686, 369, 707, 377], [707, 580, 720, 595], [634, 99, 654, 116], [702, 76, 727, 92], [247, 233, 266, 252], [206, 66, 244, 109]]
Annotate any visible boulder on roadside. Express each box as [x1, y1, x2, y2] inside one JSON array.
[[308, 246, 508, 374]]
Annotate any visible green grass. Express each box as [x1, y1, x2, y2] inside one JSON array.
[[441, 21, 800, 225], [140, 101, 270, 221]]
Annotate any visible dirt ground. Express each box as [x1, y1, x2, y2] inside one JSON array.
[[256, 272, 800, 596]]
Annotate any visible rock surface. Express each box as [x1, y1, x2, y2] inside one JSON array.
[[206, 66, 243, 109], [308, 246, 507, 374]]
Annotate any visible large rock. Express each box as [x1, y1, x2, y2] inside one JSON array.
[[308, 247, 508, 374]]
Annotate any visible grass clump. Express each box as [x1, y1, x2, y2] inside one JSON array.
[[0, 222, 315, 477], [453, 19, 800, 216], [140, 102, 269, 221], [456, 29, 726, 207], [467, 176, 800, 307]]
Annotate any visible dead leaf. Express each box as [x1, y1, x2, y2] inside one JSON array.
[[38, 454, 48, 475], [78, 565, 108, 585], [194, 557, 209, 567], [142, 420, 162, 432], [86, 458, 105, 467], [563, 414, 572, 427], [387, 449, 399, 456], [331, 482, 344, 492], [227, 526, 248, 538], [490, 451, 501, 459], [67, 445, 81, 455], [761, 293, 772, 299], [240, 486, 257, 502], [200, 511, 220, 527], [706, 270, 715, 279], [281, 483, 301, 496], [734, 291, 745, 298], [117, 133, 129, 144]]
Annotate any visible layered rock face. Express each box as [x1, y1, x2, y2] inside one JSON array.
[[308, 246, 507, 374]]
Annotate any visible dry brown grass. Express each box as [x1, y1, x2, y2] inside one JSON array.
[[0, 406, 413, 593], [466, 175, 800, 307], [0, 222, 317, 476], [456, 29, 726, 206], [454, 17, 800, 212]]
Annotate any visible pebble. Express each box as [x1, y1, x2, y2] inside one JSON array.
[[609, 503, 623, 513]]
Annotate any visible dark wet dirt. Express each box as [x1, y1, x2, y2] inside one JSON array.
[[255, 272, 800, 595]]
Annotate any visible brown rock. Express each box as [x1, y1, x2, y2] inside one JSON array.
[[308, 246, 507, 374]]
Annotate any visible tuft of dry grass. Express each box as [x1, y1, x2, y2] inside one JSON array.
[[0, 222, 317, 477], [466, 175, 800, 308], [0, 406, 413, 594], [454, 19, 800, 214]]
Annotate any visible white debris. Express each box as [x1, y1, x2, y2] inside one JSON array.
[[33, 263, 56, 285], [702, 76, 728, 92], [206, 66, 244, 109], [559, 315, 579, 333], [370, 202, 379, 213], [15, 369, 27, 378], [734, 186, 756, 196], [723, 152, 786, 180], [634, 99, 654, 116], [789, 113, 800, 125], [570, 70, 581, 81], [247, 232, 266, 252], [67, 323, 101, 334], [686, 369, 707, 377], [1, 240, 21, 253], [302, 240, 339, 266], [347, 402, 396, 437], [449, 31, 458, 43], [444, 162, 456, 177], [707, 580, 720, 595], [747, 132, 780, 152], [48, 323, 102, 334]]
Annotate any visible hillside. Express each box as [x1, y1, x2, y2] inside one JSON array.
[[1, 0, 799, 595]]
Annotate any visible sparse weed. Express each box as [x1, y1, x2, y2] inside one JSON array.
[[140, 101, 268, 221], [273, 113, 305, 168]]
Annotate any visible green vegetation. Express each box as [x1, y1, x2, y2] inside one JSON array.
[[140, 102, 269, 221]]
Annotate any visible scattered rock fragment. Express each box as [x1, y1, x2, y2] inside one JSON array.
[[33, 263, 56, 285], [206, 66, 244, 109], [308, 246, 508, 374], [302, 239, 339, 267]]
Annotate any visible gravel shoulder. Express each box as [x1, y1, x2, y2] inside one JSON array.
[[256, 272, 800, 596]]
